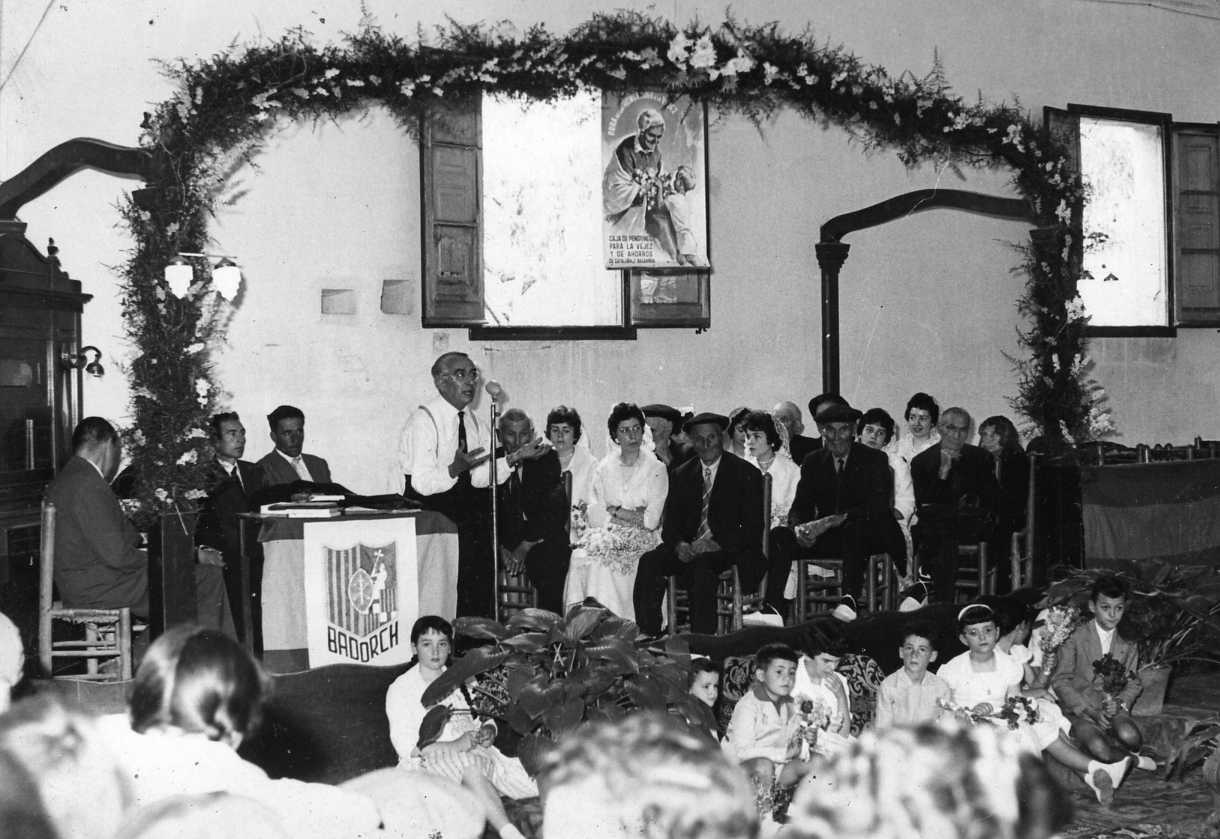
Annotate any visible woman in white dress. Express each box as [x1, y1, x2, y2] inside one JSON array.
[[545, 405, 596, 543], [563, 403, 668, 621]]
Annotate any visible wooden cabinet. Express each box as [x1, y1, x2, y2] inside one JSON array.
[[0, 221, 90, 648]]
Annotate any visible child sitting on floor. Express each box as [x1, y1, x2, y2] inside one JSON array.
[[874, 620, 949, 728], [687, 657, 722, 741], [1050, 574, 1156, 773], [725, 643, 814, 789], [793, 636, 853, 755], [938, 603, 1135, 805]]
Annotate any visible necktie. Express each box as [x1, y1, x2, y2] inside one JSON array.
[[695, 465, 713, 541], [836, 457, 845, 475], [291, 456, 312, 482], [456, 410, 471, 489], [227, 462, 245, 493]]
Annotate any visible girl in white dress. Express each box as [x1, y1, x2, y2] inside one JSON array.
[[563, 403, 668, 620], [937, 604, 1135, 805], [385, 616, 534, 839]]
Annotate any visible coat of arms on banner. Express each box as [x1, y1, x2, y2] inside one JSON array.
[[302, 517, 418, 668], [326, 542, 399, 660]]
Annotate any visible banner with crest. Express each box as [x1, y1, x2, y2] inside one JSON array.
[[302, 517, 418, 667]]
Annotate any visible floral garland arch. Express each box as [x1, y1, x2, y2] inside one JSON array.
[[121, 12, 1105, 525]]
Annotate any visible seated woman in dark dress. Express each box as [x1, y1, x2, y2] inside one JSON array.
[[978, 415, 1030, 592]]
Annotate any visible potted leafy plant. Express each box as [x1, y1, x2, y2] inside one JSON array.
[[1043, 560, 1220, 713], [420, 603, 707, 775]]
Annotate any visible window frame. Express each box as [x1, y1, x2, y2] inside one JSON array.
[[1064, 103, 1175, 337]]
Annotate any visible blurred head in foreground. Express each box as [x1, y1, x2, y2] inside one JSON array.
[[782, 723, 1070, 839], [539, 711, 758, 839]]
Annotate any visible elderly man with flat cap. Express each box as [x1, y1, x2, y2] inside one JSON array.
[[765, 401, 892, 617], [633, 412, 764, 635], [642, 403, 694, 473]]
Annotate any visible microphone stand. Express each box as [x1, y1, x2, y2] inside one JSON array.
[[488, 392, 501, 620]]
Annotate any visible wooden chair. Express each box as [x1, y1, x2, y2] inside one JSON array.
[[37, 501, 133, 681], [794, 557, 845, 623], [1010, 452, 1038, 590], [668, 472, 771, 635], [953, 541, 993, 602]]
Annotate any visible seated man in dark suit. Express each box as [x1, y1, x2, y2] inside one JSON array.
[[765, 402, 892, 616], [195, 412, 265, 645], [910, 407, 998, 603], [45, 417, 231, 632], [497, 409, 569, 614], [634, 413, 764, 635], [256, 405, 332, 486]]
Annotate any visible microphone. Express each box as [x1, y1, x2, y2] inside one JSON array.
[[484, 380, 505, 401]]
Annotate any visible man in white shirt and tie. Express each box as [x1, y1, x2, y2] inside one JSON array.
[[399, 352, 511, 617], [256, 405, 332, 486]]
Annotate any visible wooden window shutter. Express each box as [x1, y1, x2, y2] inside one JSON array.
[[421, 96, 484, 326], [1173, 126, 1220, 325], [1044, 107, 1083, 279]]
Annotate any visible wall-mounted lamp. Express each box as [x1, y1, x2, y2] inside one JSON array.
[[61, 345, 105, 378], [164, 252, 243, 301]]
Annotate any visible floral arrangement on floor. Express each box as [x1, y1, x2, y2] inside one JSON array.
[[119, 11, 1100, 523]]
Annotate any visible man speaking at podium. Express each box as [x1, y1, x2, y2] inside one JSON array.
[[399, 352, 520, 618]]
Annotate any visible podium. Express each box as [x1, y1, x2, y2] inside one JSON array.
[[238, 511, 458, 672]]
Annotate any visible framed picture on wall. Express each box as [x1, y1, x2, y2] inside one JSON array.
[[602, 93, 710, 271], [626, 271, 710, 328]]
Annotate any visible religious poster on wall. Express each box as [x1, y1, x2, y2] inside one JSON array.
[[602, 92, 710, 270], [302, 517, 419, 667]]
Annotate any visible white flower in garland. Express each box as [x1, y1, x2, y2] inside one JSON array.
[[167, 271, 193, 299], [154, 488, 170, 503], [719, 48, 755, 77], [184, 488, 208, 501], [187, 427, 208, 440], [195, 377, 211, 407], [689, 35, 717, 70], [177, 449, 198, 466], [1064, 295, 1088, 322], [667, 31, 692, 66]]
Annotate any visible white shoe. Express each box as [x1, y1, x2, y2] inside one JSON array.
[[1135, 754, 1158, 771]]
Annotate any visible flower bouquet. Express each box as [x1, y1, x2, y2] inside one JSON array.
[[1092, 652, 1135, 699], [1033, 604, 1080, 687], [792, 693, 836, 760], [569, 500, 589, 546], [578, 520, 658, 576]]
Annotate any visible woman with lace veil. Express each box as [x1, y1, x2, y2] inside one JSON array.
[[563, 403, 668, 621]]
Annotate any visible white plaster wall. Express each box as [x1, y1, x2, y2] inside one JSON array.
[[2, 0, 1219, 493]]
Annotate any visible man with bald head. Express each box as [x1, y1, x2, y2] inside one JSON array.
[[400, 352, 513, 617], [772, 401, 816, 466], [45, 417, 232, 633], [910, 407, 998, 602]]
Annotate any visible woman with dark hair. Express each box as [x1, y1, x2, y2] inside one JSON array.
[[386, 617, 533, 839], [744, 410, 799, 530], [979, 415, 1030, 592], [891, 392, 941, 466], [564, 402, 668, 620], [546, 405, 596, 538], [725, 406, 751, 460], [97, 625, 473, 839]]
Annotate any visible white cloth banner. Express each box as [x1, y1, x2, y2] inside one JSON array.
[[302, 517, 418, 667]]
